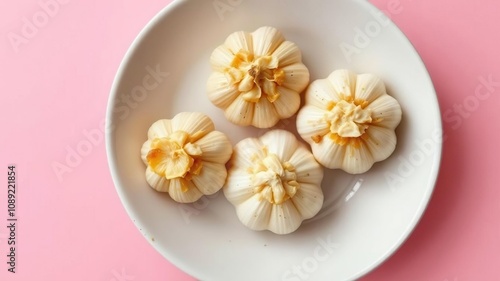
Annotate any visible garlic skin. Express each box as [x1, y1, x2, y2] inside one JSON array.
[[141, 112, 233, 203], [207, 26, 310, 128], [296, 69, 402, 174], [223, 130, 324, 235]]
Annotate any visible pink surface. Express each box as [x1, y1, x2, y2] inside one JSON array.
[[0, 0, 499, 280]]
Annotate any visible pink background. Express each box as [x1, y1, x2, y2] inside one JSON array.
[[1, 0, 499, 280]]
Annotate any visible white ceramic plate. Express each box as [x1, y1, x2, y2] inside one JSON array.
[[106, 0, 442, 280]]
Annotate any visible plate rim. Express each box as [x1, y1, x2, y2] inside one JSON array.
[[105, 0, 443, 280]]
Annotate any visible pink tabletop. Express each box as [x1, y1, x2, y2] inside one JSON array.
[[1, 0, 499, 280]]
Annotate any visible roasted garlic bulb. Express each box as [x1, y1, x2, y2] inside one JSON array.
[[141, 112, 233, 203], [296, 69, 402, 174], [207, 26, 310, 128], [224, 130, 324, 235]]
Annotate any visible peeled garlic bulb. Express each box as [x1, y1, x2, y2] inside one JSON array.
[[296, 69, 402, 174], [207, 26, 310, 128], [141, 112, 233, 203], [223, 130, 324, 235]]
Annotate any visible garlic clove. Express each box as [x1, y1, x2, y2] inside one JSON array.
[[280, 63, 310, 93], [342, 141, 374, 174], [224, 169, 255, 205], [167, 130, 189, 146], [251, 97, 279, 128], [287, 148, 324, 185], [235, 194, 273, 231], [296, 105, 330, 144], [224, 94, 254, 126], [272, 41, 302, 67], [259, 129, 298, 161], [168, 178, 203, 203], [191, 162, 227, 195], [268, 201, 302, 235], [224, 31, 253, 55], [305, 79, 342, 109], [210, 45, 236, 72], [354, 73, 386, 103], [154, 148, 192, 180], [194, 131, 233, 164], [230, 137, 267, 169], [261, 79, 278, 101], [183, 142, 203, 156], [290, 183, 324, 219], [252, 26, 285, 56], [365, 94, 402, 129], [265, 55, 280, 69], [363, 126, 397, 162], [311, 138, 346, 170], [271, 86, 301, 119], [141, 140, 152, 165], [145, 166, 170, 192], [171, 112, 214, 141], [240, 84, 261, 101], [206, 72, 240, 108], [262, 154, 285, 177], [147, 119, 173, 139], [327, 69, 357, 99]]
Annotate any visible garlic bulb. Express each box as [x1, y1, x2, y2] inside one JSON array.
[[296, 69, 402, 174], [141, 112, 233, 203], [207, 26, 310, 128], [223, 130, 324, 235]]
